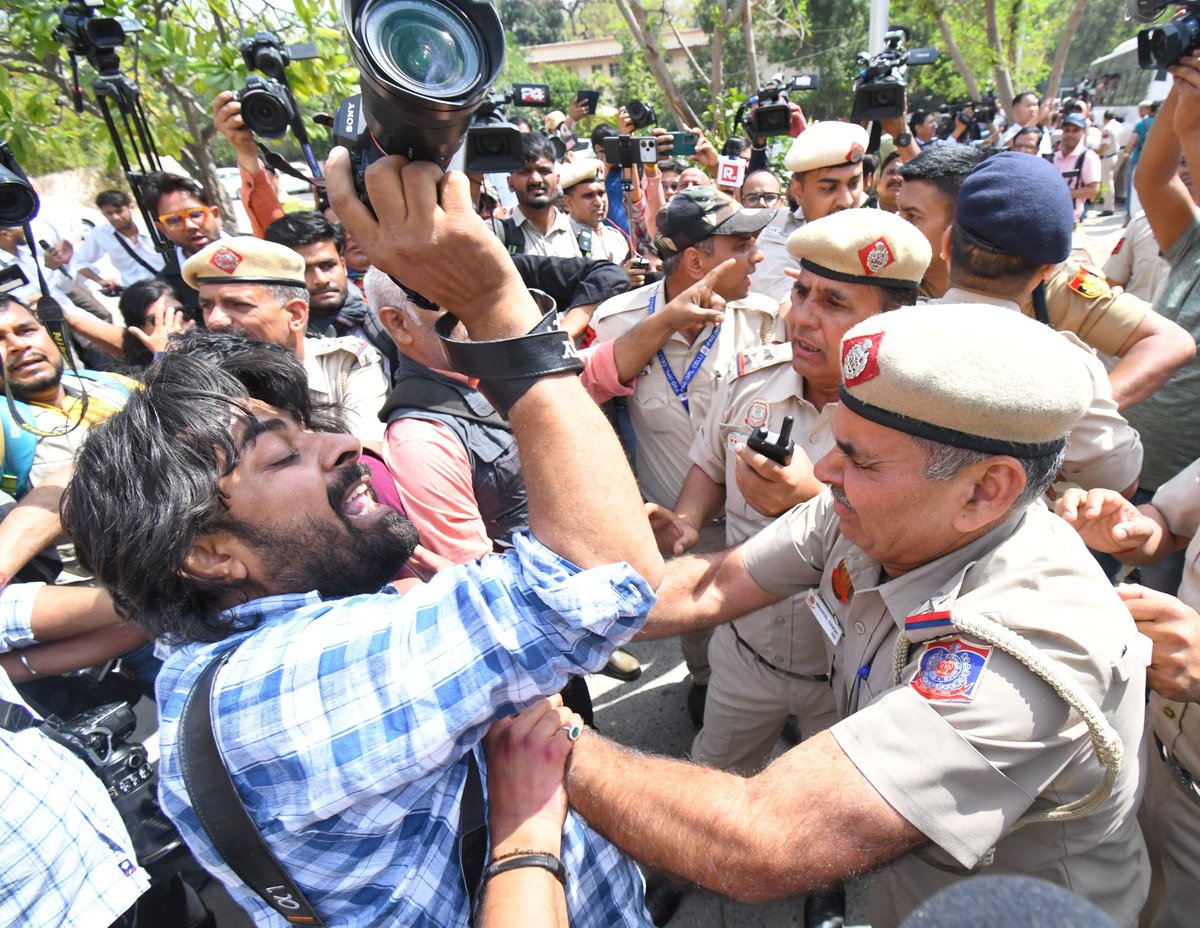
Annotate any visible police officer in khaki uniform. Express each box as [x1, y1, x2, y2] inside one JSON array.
[[655, 210, 930, 779], [568, 302, 1149, 928], [1057, 470, 1200, 928], [588, 186, 776, 708], [934, 152, 1143, 496], [894, 143, 1194, 409], [559, 159, 632, 266], [754, 122, 870, 306], [183, 238, 389, 445]]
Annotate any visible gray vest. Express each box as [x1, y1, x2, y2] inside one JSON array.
[[381, 365, 528, 550]]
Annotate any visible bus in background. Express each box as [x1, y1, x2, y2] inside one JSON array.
[[1084, 37, 1172, 123]]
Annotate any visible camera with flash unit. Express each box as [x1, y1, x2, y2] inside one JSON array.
[[232, 31, 318, 140]]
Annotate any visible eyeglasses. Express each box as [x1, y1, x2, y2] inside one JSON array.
[[157, 206, 214, 229], [741, 192, 781, 208]]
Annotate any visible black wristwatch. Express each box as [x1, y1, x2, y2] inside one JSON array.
[[894, 131, 913, 147]]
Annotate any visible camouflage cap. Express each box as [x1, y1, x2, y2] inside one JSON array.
[[654, 186, 772, 258]]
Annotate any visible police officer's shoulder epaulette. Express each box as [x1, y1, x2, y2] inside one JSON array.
[[306, 335, 382, 366], [1065, 263, 1110, 300], [590, 282, 656, 325], [732, 342, 791, 379]]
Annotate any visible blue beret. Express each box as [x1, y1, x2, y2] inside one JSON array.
[[954, 151, 1073, 264]]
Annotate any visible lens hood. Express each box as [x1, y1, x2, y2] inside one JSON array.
[[343, 0, 505, 164]]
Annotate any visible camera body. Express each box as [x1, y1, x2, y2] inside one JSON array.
[[603, 135, 659, 168], [742, 74, 816, 137], [625, 100, 657, 130], [462, 83, 552, 172], [851, 29, 938, 124], [1129, 0, 1200, 68], [45, 701, 180, 865], [53, 0, 144, 77], [234, 75, 296, 139]]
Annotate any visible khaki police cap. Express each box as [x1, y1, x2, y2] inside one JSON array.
[[838, 302, 1092, 458], [182, 238, 306, 291], [786, 208, 930, 289], [558, 158, 604, 191], [784, 121, 869, 174]]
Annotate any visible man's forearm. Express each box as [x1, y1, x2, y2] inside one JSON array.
[[567, 729, 924, 902], [0, 470, 70, 579], [0, 623, 145, 682], [674, 465, 726, 534], [1110, 333, 1197, 410], [611, 315, 672, 383]]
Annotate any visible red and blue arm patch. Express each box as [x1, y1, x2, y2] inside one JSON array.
[[910, 638, 992, 704]]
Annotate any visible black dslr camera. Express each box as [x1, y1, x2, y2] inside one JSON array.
[[851, 28, 938, 123], [45, 701, 180, 864], [0, 141, 39, 227], [624, 100, 657, 130], [1128, 0, 1200, 68], [332, 0, 507, 205], [234, 31, 318, 140]]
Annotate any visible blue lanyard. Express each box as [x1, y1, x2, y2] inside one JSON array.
[[647, 291, 721, 413]]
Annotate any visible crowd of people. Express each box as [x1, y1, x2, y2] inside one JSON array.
[[4, 39, 1200, 928]]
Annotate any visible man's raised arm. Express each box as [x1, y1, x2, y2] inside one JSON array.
[[327, 150, 663, 586]]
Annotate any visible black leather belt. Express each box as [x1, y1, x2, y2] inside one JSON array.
[[1155, 734, 1200, 808], [731, 623, 830, 683]]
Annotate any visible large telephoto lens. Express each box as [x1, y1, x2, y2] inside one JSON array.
[[343, 0, 505, 164], [0, 165, 38, 227]]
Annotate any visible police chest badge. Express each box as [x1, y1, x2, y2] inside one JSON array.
[[831, 558, 853, 603], [911, 638, 991, 703], [857, 237, 894, 276], [744, 399, 770, 428]]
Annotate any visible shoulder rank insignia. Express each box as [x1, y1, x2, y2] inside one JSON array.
[[1067, 266, 1110, 300], [734, 342, 790, 378], [911, 638, 991, 703]]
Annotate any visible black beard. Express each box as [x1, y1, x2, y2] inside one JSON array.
[[8, 357, 64, 402], [240, 463, 420, 598]]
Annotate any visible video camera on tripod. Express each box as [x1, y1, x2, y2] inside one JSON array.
[[52, 0, 171, 261]]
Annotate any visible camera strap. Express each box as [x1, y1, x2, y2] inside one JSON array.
[[0, 695, 41, 734], [178, 645, 489, 924], [111, 231, 165, 279]]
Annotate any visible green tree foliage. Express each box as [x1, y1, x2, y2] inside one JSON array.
[[0, 1, 358, 201], [497, 0, 567, 46]]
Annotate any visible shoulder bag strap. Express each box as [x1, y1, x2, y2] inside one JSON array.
[[178, 647, 327, 926], [110, 230, 165, 278]]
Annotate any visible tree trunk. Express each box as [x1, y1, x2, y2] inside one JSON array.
[[612, 0, 701, 128], [712, 0, 727, 133], [1044, 0, 1090, 102], [743, 0, 760, 91], [986, 0, 1017, 122], [930, 0, 982, 101]]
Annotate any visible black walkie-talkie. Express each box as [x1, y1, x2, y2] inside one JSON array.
[[747, 415, 794, 466]]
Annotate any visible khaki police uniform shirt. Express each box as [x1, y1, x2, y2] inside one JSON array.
[[302, 335, 388, 444], [590, 280, 779, 508], [1020, 259, 1148, 358], [935, 289, 1143, 494], [741, 495, 1149, 927], [1149, 459, 1200, 778], [688, 343, 835, 675], [568, 218, 630, 265], [487, 206, 582, 259], [753, 206, 805, 307]]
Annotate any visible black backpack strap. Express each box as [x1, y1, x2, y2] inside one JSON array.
[[501, 216, 525, 255], [178, 647, 327, 926]]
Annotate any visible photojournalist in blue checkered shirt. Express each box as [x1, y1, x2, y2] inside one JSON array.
[[58, 153, 719, 927]]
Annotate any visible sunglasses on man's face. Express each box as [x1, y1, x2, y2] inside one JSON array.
[[158, 206, 214, 229]]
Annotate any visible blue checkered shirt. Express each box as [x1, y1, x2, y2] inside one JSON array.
[[0, 583, 150, 927], [156, 534, 655, 927]]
